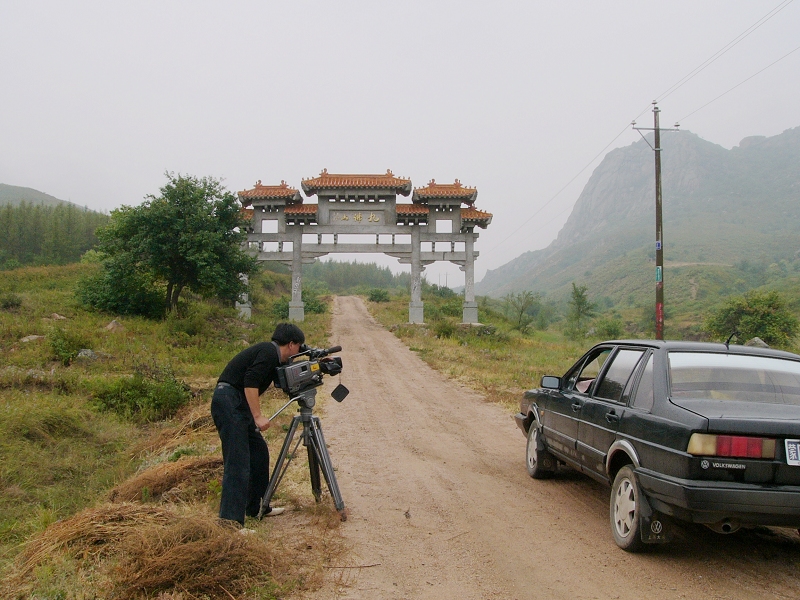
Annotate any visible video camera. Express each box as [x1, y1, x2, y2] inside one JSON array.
[[275, 344, 344, 397]]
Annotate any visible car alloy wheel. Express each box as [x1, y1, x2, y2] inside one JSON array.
[[610, 465, 645, 552], [526, 425, 555, 479]]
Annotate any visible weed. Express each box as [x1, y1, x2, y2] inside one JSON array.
[[0, 293, 23, 310], [48, 327, 91, 366], [368, 288, 390, 302], [89, 362, 191, 423]]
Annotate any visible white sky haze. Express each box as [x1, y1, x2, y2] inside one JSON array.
[[2, 1, 798, 286]]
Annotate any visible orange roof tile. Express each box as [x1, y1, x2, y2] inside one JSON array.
[[395, 204, 429, 216], [413, 179, 477, 204], [284, 204, 318, 215], [238, 180, 302, 205], [301, 169, 412, 196], [461, 207, 492, 223]]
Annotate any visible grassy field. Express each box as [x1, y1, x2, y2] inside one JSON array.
[[0, 264, 344, 599]]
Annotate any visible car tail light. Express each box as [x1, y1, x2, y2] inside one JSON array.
[[687, 433, 776, 459]]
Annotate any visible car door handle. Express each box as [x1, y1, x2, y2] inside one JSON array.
[[571, 402, 582, 412], [605, 412, 620, 423]]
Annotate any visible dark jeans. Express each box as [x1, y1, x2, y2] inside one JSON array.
[[211, 384, 270, 525]]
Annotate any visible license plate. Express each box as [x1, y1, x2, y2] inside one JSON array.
[[786, 439, 800, 466]]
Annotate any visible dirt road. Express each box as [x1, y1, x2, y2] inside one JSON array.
[[309, 296, 800, 599]]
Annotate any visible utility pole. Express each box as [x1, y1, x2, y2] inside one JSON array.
[[632, 102, 679, 340]]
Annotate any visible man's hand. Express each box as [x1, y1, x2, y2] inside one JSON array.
[[245, 387, 270, 431]]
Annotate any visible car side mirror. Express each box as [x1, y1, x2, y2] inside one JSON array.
[[541, 375, 561, 390]]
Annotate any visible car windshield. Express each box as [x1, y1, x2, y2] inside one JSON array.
[[669, 352, 800, 405]]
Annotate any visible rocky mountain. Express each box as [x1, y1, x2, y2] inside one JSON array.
[[476, 126, 800, 301]]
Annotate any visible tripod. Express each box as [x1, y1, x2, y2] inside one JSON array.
[[258, 387, 346, 520]]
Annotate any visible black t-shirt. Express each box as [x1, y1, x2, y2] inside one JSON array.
[[218, 342, 281, 395]]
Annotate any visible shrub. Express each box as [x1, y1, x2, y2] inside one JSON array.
[[90, 362, 191, 423], [368, 289, 390, 302], [594, 316, 624, 339], [705, 290, 799, 349], [0, 292, 22, 310], [76, 264, 164, 319], [434, 320, 458, 339], [49, 327, 92, 366], [271, 291, 327, 319]]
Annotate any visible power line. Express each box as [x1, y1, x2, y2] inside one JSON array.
[[656, 0, 794, 103], [679, 43, 800, 123], [486, 2, 796, 259]]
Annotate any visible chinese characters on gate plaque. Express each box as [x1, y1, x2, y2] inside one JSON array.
[[331, 211, 381, 224]]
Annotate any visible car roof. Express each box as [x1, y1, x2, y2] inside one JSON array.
[[596, 339, 800, 361]]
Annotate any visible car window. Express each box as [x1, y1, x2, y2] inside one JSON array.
[[594, 349, 645, 402], [565, 348, 612, 393], [669, 352, 800, 405], [631, 354, 654, 410]]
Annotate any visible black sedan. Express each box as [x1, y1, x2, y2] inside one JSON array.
[[514, 340, 800, 551]]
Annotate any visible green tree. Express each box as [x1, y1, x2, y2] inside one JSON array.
[[705, 290, 799, 349], [565, 283, 596, 340], [503, 290, 540, 333], [83, 173, 256, 315]]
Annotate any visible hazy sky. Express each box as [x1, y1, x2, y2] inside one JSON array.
[[2, 1, 798, 287]]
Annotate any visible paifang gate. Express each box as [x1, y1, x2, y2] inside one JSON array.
[[237, 170, 492, 324]]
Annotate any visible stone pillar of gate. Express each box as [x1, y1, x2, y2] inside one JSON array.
[[236, 273, 252, 320], [289, 229, 305, 321], [409, 226, 424, 323], [462, 230, 478, 324]]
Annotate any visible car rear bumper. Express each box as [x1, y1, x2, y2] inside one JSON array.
[[637, 467, 800, 527]]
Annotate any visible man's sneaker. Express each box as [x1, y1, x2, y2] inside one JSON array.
[[265, 507, 285, 516]]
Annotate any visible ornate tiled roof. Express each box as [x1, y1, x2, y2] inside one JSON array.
[[413, 179, 477, 205], [461, 207, 492, 224], [301, 169, 412, 196], [395, 204, 429, 216], [284, 204, 318, 215], [238, 180, 302, 206]]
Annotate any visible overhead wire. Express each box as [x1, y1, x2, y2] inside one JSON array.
[[678, 43, 800, 123], [656, 0, 794, 103], [485, 0, 796, 259]]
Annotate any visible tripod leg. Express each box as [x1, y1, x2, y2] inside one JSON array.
[[258, 415, 301, 519], [308, 416, 346, 515], [307, 435, 322, 502]]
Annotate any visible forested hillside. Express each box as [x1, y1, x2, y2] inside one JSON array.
[[0, 202, 109, 269]]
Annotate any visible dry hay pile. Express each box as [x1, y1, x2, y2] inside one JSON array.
[[108, 455, 223, 504], [3, 503, 286, 599], [2, 397, 347, 598]]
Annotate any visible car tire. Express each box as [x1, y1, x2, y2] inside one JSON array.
[[526, 425, 555, 479], [610, 465, 645, 552]]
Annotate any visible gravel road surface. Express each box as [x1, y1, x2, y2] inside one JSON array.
[[303, 296, 800, 599]]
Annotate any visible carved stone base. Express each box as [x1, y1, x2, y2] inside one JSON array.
[[462, 301, 478, 324], [288, 301, 305, 322], [236, 301, 252, 320], [408, 301, 424, 324]]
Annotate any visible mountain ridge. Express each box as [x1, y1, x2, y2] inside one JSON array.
[[0, 183, 87, 209], [476, 126, 800, 301]]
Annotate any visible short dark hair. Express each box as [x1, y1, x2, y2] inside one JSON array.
[[271, 323, 305, 346]]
